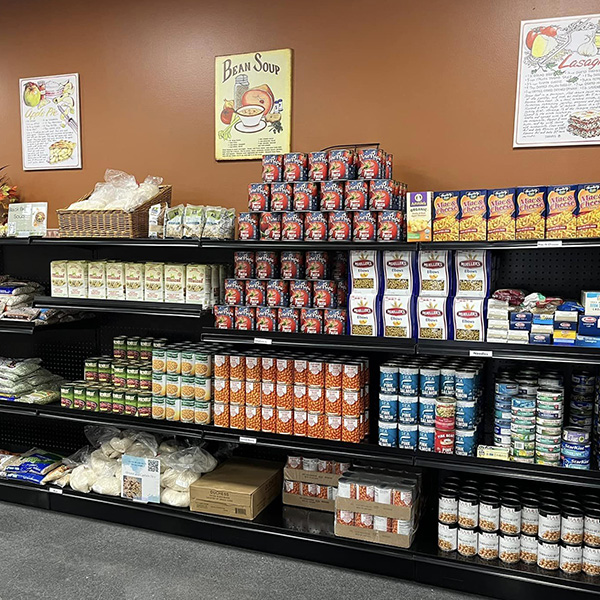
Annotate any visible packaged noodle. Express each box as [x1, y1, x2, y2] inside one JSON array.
[[164, 206, 185, 239]]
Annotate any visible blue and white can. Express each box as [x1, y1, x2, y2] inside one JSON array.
[[495, 379, 518, 396], [512, 395, 536, 409], [419, 368, 440, 398], [440, 368, 455, 397], [456, 400, 476, 429], [379, 394, 398, 422], [562, 455, 590, 470], [399, 366, 419, 396], [455, 369, 476, 401], [378, 421, 398, 447], [398, 396, 418, 425], [419, 396, 436, 426], [418, 424, 435, 452], [398, 423, 418, 449], [561, 442, 591, 459], [455, 429, 476, 456], [380, 365, 399, 394]]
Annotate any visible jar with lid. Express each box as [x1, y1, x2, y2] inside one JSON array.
[[539, 504, 561, 542], [478, 530, 498, 560], [458, 492, 478, 529], [498, 532, 520, 564], [438, 521, 457, 552], [479, 494, 500, 532], [538, 540, 560, 570], [585, 507, 600, 547], [457, 526, 478, 557], [560, 542, 583, 574], [438, 487, 458, 524], [583, 544, 600, 576], [500, 497, 522, 535], [502, 484, 520, 496], [520, 533, 538, 564], [521, 496, 539, 536], [561, 505, 584, 545]]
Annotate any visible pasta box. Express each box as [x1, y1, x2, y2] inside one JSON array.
[[50, 260, 68, 297], [546, 185, 576, 239], [350, 250, 380, 293], [417, 251, 454, 297], [417, 296, 452, 340], [67, 260, 88, 299], [578, 315, 600, 336], [432, 191, 459, 242], [88, 261, 107, 300], [454, 250, 491, 298], [186, 264, 209, 305], [486, 188, 516, 241], [106, 261, 126, 300], [407, 192, 432, 242], [516, 186, 546, 240], [382, 294, 415, 339], [348, 292, 380, 337], [576, 183, 600, 238], [451, 297, 486, 342], [125, 262, 144, 301], [458, 190, 487, 242], [164, 264, 186, 303]]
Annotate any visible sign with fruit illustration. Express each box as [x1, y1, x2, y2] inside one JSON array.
[[515, 14, 600, 147], [215, 49, 291, 160], [19, 73, 81, 170]]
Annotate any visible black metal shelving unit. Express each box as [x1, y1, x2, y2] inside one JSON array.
[[0, 236, 600, 600]]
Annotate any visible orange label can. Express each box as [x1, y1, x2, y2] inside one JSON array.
[[325, 362, 343, 389], [245, 355, 261, 381], [294, 409, 307, 436], [284, 480, 300, 495], [293, 384, 307, 410], [307, 360, 325, 387], [245, 405, 261, 431], [307, 411, 324, 438], [342, 415, 360, 443], [261, 406, 276, 432], [342, 389, 361, 416], [245, 380, 261, 406], [261, 356, 276, 382], [325, 414, 342, 441], [213, 402, 229, 427], [229, 403, 245, 429], [325, 388, 342, 414], [307, 386, 325, 413], [213, 353, 230, 379], [276, 408, 293, 435], [261, 381, 276, 407], [276, 383, 293, 409], [213, 378, 230, 403], [229, 380, 245, 404], [293, 358, 308, 384], [276, 358, 293, 383], [229, 355, 245, 380], [342, 363, 361, 390]]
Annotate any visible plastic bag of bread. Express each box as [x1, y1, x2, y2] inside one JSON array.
[[160, 487, 190, 507]]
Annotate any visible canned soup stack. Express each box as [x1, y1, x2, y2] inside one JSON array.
[[379, 357, 484, 454], [212, 350, 370, 442], [438, 476, 600, 576]]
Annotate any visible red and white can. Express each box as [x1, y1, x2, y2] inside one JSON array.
[[245, 405, 261, 431], [266, 280, 289, 307], [342, 389, 361, 416], [313, 280, 337, 308], [283, 153, 308, 182], [328, 211, 352, 241], [271, 182, 293, 211], [255, 307, 277, 332], [352, 211, 377, 241], [321, 182, 344, 211], [293, 182, 319, 211], [276, 408, 294, 435], [259, 212, 281, 241], [305, 251, 330, 280], [261, 381, 276, 407], [307, 411, 324, 438], [304, 212, 328, 240], [280, 251, 304, 280], [325, 388, 342, 414], [245, 280, 266, 306], [308, 152, 328, 181], [281, 212, 304, 241], [261, 357, 276, 382], [213, 305, 234, 329], [377, 210, 403, 241], [290, 280, 312, 308], [300, 308, 323, 334], [307, 360, 325, 386], [435, 429, 455, 454], [262, 154, 283, 182], [238, 213, 259, 240], [324, 308, 347, 335], [342, 415, 361, 443], [248, 183, 270, 212], [276, 357, 293, 383], [345, 180, 369, 210], [277, 308, 299, 333], [233, 251, 255, 279], [255, 250, 279, 279], [234, 306, 255, 330], [276, 383, 293, 409]]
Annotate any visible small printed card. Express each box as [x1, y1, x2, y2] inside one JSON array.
[[121, 454, 160, 504], [8, 202, 48, 237]]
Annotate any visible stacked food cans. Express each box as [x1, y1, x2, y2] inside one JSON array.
[[378, 357, 483, 454]]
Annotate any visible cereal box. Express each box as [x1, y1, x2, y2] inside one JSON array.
[[546, 185, 577, 239], [454, 250, 491, 298], [186, 264, 208, 305], [125, 263, 145, 301], [407, 192, 432, 242], [67, 261, 88, 298], [417, 251, 453, 297], [382, 294, 415, 338], [348, 293, 380, 337], [383, 250, 418, 296], [516, 186, 546, 240], [106, 262, 125, 300], [50, 260, 68, 297], [486, 188, 516, 241], [350, 250, 380, 293], [451, 297, 486, 342], [144, 262, 164, 302], [87, 261, 106, 300], [576, 183, 600, 238], [432, 191, 459, 242], [459, 190, 487, 242], [417, 296, 452, 340], [164, 264, 186, 303]]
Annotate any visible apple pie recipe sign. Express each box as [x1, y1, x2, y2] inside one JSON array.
[[215, 49, 292, 160], [514, 14, 600, 147]]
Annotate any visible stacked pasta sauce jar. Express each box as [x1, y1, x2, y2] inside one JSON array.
[[238, 149, 406, 243], [214, 249, 348, 334], [211, 349, 370, 442], [438, 476, 600, 576], [378, 357, 484, 454]]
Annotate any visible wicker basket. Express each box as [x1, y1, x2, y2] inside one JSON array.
[[57, 185, 172, 238]]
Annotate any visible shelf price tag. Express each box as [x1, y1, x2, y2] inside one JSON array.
[[537, 240, 562, 248], [239, 436, 257, 444], [469, 350, 493, 358], [254, 337, 273, 345], [48, 487, 63, 495]]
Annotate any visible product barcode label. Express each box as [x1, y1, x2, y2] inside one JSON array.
[[239, 436, 257, 444], [254, 337, 273, 345], [48, 487, 63, 494], [469, 350, 492, 358], [537, 240, 562, 248]]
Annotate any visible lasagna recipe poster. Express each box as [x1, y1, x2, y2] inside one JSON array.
[[514, 13, 600, 147], [215, 48, 292, 160]]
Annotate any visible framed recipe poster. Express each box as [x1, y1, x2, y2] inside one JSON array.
[[215, 49, 292, 160], [514, 14, 600, 147], [19, 73, 81, 170]]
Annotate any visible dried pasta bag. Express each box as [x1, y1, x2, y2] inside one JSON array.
[[203, 207, 235, 239], [0, 357, 42, 381], [417, 296, 452, 340], [17, 390, 60, 405], [418, 250, 454, 297], [148, 203, 167, 239], [163, 205, 185, 239], [92, 474, 121, 496], [454, 250, 492, 298], [183, 205, 206, 239], [382, 294, 416, 338], [4, 448, 63, 475], [70, 464, 97, 494], [383, 250, 418, 296], [160, 487, 190, 507], [349, 250, 381, 293], [451, 297, 487, 342]]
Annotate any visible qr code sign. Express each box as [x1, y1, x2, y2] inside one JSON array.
[[148, 459, 159, 473]]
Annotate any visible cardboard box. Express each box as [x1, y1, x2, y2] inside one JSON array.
[[582, 291, 600, 316], [406, 192, 432, 242], [106, 262, 125, 300], [283, 492, 334, 512], [432, 191, 459, 242], [144, 263, 164, 302], [87, 261, 107, 299], [186, 264, 209, 305], [283, 467, 340, 487], [164, 263, 186, 303], [50, 260, 68, 297], [125, 263, 145, 301], [67, 261, 88, 298], [190, 458, 282, 520], [335, 522, 415, 549]]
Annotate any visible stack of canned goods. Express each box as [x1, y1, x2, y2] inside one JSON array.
[[211, 350, 369, 442], [60, 336, 159, 417], [378, 357, 483, 454], [438, 476, 600, 576]]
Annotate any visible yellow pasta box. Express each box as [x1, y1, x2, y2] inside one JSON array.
[[486, 188, 515, 241], [407, 192, 432, 242], [576, 183, 600, 239], [546, 185, 577, 239], [516, 186, 546, 240], [432, 191, 459, 242], [459, 190, 487, 242]]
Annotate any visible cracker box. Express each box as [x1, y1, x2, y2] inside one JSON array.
[[125, 263, 145, 301], [348, 292, 380, 337], [383, 250, 418, 296], [432, 191, 459, 242], [87, 261, 107, 300], [516, 186, 546, 240], [349, 250, 381, 293], [459, 190, 487, 242], [486, 188, 516, 241], [105, 262, 125, 300], [186, 264, 208, 305], [546, 185, 577, 239], [576, 183, 600, 239], [407, 192, 432, 242], [417, 296, 452, 340], [452, 297, 486, 342], [67, 261, 88, 298], [50, 260, 68, 297], [454, 250, 491, 298], [144, 262, 164, 302], [382, 294, 416, 339], [417, 251, 454, 297]]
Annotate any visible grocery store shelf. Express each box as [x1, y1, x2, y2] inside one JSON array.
[[33, 296, 208, 319], [202, 240, 414, 251], [417, 340, 600, 364], [202, 328, 416, 353], [29, 237, 203, 248]]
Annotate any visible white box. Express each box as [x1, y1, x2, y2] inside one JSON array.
[[164, 264, 186, 303], [487, 331, 508, 343], [87, 261, 106, 299], [507, 330, 530, 343], [186, 264, 208, 305], [125, 263, 145, 301], [67, 261, 88, 298], [582, 292, 600, 316], [488, 319, 509, 331], [50, 260, 68, 297], [144, 263, 164, 302], [106, 262, 125, 300], [531, 323, 553, 334], [555, 310, 579, 322]]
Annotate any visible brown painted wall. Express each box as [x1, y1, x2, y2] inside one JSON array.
[[0, 0, 599, 227]]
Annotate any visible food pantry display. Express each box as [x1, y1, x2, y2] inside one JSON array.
[[238, 149, 406, 243]]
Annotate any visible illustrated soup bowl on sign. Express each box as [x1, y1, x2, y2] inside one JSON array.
[[236, 104, 265, 127]]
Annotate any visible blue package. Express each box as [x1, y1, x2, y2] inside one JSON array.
[[533, 315, 553, 325], [397, 424, 418, 449], [440, 368, 455, 397], [379, 366, 399, 394], [418, 425, 435, 452], [579, 316, 600, 336], [4, 471, 46, 484], [419, 368, 440, 398], [510, 312, 532, 323], [576, 335, 600, 348], [379, 394, 398, 422], [455, 429, 476, 456], [530, 333, 552, 344], [456, 400, 477, 429], [554, 320, 578, 331], [561, 442, 591, 459], [399, 366, 419, 396], [562, 455, 590, 469], [398, 396, 418, 424], [418, 396, 436, 425], [509, 321, 531, 331], [455, 369, 476, 400], [378, 422, 398, 447]]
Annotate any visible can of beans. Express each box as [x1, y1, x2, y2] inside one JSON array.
[[343, 363, 361, 390], [245, 380, 261, 406], [180, 376, 196, 400], [261, 357, 276, 382], [435, 429, 455, 453], [325, 388, 342, 414], [307, 386, 325, 412], [261, 381, 276, 407], [213, 402, 229, 427], [194, 401, 211, 425], [266, 280, 289, 307], [307, 411, 324, 438], [113, 336, 127, 359], [229, 355, 245, 380], [276, 383, 293, 409], [195, 377, 211, 401], [325, 415, 342, 440], [151, 395, 165, 420], [234, 251, 255, 279], [293, 358, 308, 384], [245, 355, 261, 381], [229, 380, 245, 404], [293, 384, 307, 410], [342, 416, 361, 443], [85, 386, 100, 412], [84, 358, 98, 382], [261, 406, 276, 432], [307, 360, 325, 386], [294, 410, 308, 436], [326, 361, 343, 388], [245, 405, 261, 431], [290, 280, 312, 308], [342, 389, 361, 416], [213, 378, 229, 403], [214, 353, 230, 378], [277, 408, 294, 435], [276, 357, 293, 383], [229, 403, 245, 429]]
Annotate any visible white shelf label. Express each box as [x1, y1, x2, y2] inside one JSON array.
[[48, 487, 63, 494], [254, 337, 273, 345], [239, 436, 257, 444], [537, 240, 562, 248], [470, 350, 493, 358]]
